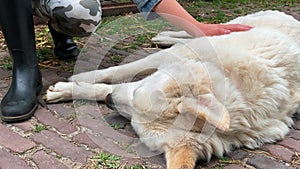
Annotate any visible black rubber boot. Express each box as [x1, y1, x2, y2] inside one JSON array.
[[0, 0, 42, 122], [48, 21, 80, 60]]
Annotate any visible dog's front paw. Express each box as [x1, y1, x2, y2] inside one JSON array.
[[44, 82, 73, 103]]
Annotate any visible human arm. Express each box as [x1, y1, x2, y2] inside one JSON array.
[[135, 0, 252, 37]]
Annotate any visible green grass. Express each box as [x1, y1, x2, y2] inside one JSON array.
[[179, 0, 300, 23], [96, 14, 174, 52], [87, 151, 148, 169], [1, 57, 12, 70], [37, 48, 53, 62], [33, 124, 47, 133], [91, 151, 122, 169], [110, 55, 124, 63], [210, 156, 239, 168], [124, 164, 148, 169], [212, 165, 224, 169], [109, 122, 125, 130], [98, 15, 173, 37], [36, 27, 50, 38]]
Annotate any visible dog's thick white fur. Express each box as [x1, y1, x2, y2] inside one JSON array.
[[46, 11, 300, 169]]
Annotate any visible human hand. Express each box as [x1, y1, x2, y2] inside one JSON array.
[[192, 23, 253, 37]]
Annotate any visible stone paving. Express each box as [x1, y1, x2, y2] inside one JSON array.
[[0, 34, 300, 169]]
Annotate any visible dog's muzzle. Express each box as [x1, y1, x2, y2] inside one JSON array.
[[105, 94, 115, 110]]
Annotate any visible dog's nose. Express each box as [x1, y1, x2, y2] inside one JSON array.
[[105, 94, 115, 110]]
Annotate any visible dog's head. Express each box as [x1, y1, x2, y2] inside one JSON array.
[[106, 61, 230, 133]]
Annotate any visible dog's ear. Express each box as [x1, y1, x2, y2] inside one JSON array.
[[177, 94, 230, 131]]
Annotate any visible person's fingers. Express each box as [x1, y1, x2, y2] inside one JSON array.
[[196, 24, 225, 36], [220, 24, 253, 32], [213, 29, 231, 36], [204, 27, 231, 36], [197, 24, 252, 37]]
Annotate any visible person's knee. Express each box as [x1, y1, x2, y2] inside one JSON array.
[[51, 0, 102, 37]]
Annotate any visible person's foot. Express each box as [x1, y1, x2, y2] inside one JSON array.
[[48, 22, 79, 60], [0, 51, 42, 122], [53, 38, 80, 60]]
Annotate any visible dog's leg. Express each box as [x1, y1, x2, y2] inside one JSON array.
[[68, 48, 178, 84], [45, 81, 112, 103], [165, 145, 198, 169], [45, 79, 143, 104]]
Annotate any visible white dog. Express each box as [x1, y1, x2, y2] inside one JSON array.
[[46, 11, 300, 169]]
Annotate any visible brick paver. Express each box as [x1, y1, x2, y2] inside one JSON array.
[[262, 144, 295, 162], [34, 108, 77, 135], [227, 149, 250, 160], [247, 154, 293, 169], [0, 123, 36, 153], [279, 138, 300, 152], [73, 132, 100, 149], [46, 103, 76, 117], [0, 149, 31, 169], [224, 164, 248, 169], [288, 129, 300, 140], [31, 150, 69, 169], [13, 121, 35, 132], [77, 106, 135, 145], [31, 130, 93, 163], [294, 121, 300, 130]]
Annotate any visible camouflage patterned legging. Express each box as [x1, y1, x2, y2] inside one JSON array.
[[33, 0, 102, 37]]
